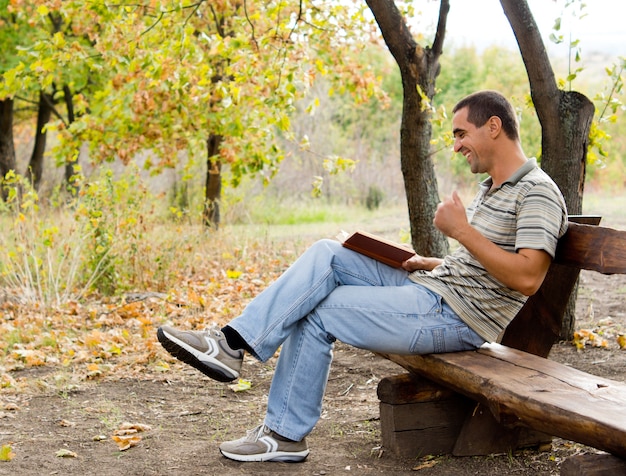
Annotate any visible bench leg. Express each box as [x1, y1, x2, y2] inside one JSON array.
[[378, 373, 472, 457], [378, 373, 552, 458], [453, 402, 552, 456]]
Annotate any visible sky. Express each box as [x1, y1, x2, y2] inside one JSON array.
[[414, 0, 625, 60]]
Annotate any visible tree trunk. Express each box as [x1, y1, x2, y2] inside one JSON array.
[[26, 90, 54, 191], [0, 97, 17, 202], [500, 0, 595, 339], [203, 133, 223, 229], [63, 84, 80, 193], [365, 0, 450, 257]]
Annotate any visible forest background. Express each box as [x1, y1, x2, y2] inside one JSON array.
[[2, 0, 625, 300]]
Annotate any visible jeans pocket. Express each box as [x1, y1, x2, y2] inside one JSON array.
[[410, 327, 444, 354], [410, 324, 485, 354]]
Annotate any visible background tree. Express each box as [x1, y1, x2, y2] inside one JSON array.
[[0, 1, 101, 195], [0, 97, 15, 202], [0, 0, 31, 200], [29, 1, 384, 228]]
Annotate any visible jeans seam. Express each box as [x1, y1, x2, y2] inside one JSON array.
[[275, 328, 305, 432], [433, 327, 445, 353]]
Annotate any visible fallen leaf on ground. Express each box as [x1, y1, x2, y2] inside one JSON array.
[[56, 448, 78, 458], [412, 460, 439, 470], [228, 378, 252, 392], [573, 329, 609, 350], [112, 434, 142, 451], [115, 422, 152, 434], [111, 421, 152, 450], [0, 444, 15, 461], [412, 455, 440, 471]]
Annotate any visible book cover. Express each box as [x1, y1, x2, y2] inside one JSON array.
[[337, 230, 415, 268]]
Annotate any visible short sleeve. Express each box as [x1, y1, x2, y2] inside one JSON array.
[[515, 181, 568, 257]]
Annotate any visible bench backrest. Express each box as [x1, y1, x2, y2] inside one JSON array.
[[500, 217, 626, 357]]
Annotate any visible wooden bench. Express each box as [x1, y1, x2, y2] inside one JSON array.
[[376, 217, 626, 474]]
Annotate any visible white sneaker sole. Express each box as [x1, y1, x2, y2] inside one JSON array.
[[220, 448, 310, 462]]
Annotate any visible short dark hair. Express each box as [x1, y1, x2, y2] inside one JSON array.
[[453, 90, 520, 141]]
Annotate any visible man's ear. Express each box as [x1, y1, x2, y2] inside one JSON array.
[[488, 116, 502, 138]]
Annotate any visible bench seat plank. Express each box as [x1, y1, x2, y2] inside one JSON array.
[[380, 343, 626, 458]]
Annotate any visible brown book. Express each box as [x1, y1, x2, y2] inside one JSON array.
[[338, 230, 415, 268]]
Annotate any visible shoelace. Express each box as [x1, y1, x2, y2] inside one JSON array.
[[245, 424, 268, 442], [206, 324, 223, 338]]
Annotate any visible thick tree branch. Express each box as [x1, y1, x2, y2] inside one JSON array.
[[499, 0, 559, 124]]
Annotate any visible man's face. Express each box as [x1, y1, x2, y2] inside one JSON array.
[[452, 107, 491, 175]]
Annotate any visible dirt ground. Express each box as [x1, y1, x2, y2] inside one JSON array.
[[0, 268, 623, 476]]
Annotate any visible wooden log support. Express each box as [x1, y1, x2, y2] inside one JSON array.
[[452, 402, 552, 456], [377, 374, 472, 457], [560, 454, 626, 476], [377, 374, 552, 457]]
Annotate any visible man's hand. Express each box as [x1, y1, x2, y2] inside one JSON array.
[[434, 191, 470, 240], [402, 254, 443, 272]]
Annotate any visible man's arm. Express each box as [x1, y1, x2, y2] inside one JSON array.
[[434, 191, 552, 296]]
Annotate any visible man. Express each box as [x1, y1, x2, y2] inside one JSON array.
[[157, 90, 568, 462]]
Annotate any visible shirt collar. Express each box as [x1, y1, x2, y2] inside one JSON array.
[[479, 157, 537, 191]]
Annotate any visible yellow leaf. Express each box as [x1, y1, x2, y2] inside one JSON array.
[[226, 269, 242, 279], [228, 378, 252, 392], [108, 345, 122, 355], [85, 332, 103, 348], [0, 444, 15, 461], [153, 361, 170, 372], [87, 363, 100, 372], [56, 448, 78, 458], [617, 335, 626, 349]]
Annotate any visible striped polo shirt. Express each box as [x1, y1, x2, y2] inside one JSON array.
[[409, 158, 568, 343]]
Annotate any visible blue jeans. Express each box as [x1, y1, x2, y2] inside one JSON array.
[[228, 239, 485, 441]]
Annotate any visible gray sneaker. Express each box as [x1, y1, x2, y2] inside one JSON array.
[[157, 325, 243, 382], [219, 425, 309, 462]]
